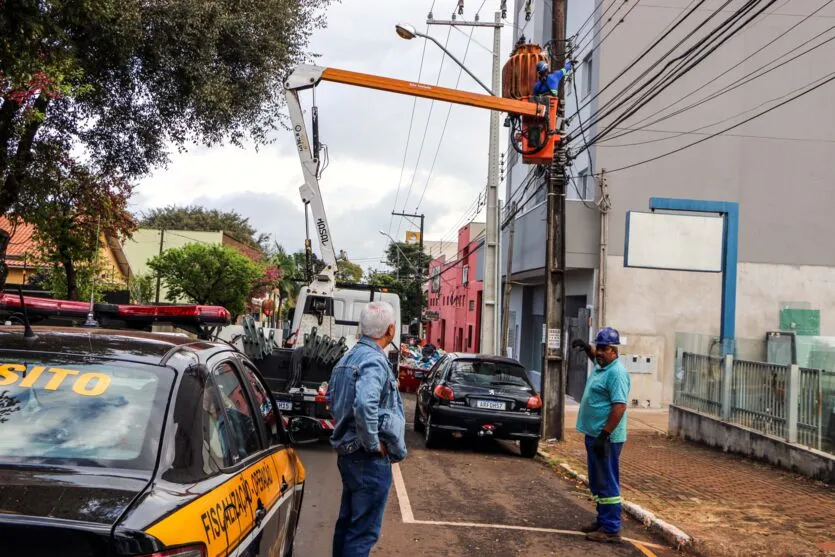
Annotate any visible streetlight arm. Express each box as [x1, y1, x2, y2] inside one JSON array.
[[414, 30, 494, 96], [379, 231, 421, 273]]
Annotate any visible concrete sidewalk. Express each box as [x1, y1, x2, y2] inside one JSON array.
[[539, 408, 835, 556]]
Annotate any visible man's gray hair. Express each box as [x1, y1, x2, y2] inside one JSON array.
[[360, 301, 396, 339]]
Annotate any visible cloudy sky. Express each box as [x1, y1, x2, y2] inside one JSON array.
[[134, 1, 519, 268]]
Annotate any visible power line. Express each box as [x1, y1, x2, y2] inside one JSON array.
[[599, 3, 835, 143], [601, 69, 835, 174], [598, 32, 835, 148], [394, 24, 455, 244], [568, 0, 709, 123], [414, 0, 487, 212], [387, 3, 435, 249], [576, 0, 743, 139], [579, 0, 779, 152], [573, 0, 630, 57]]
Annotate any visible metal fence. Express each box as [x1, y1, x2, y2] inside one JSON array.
[[730, 359, 788, 439], [675, 353, 722, 415], [677, 351, 827, 452]]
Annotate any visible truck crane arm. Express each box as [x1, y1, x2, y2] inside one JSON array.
[[282, 64, 559, 298]]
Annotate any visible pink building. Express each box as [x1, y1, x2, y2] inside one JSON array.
[[423, 222, 484, 353]]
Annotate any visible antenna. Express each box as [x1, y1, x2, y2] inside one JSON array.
[[84, 217, 101, 328], [17, 286, 37, 340]]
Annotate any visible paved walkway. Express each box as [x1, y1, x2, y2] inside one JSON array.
[[539, 408, 835, 556]]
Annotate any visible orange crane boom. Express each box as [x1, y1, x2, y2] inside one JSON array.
[[318, 67, 545, 117]]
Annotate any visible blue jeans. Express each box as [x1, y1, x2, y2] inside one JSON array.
[[333, 451, 392, 557], [584, 435, 624, 533]]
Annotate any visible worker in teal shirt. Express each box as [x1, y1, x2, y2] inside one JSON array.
[[572, 327, 631, 544]]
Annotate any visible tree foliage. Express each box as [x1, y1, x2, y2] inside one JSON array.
[[0, 0, 330, 215], [384, 242, 432, 280], [148, 243, 263, 317], [366, 268, 425, 329], [336, 258, 363, 283], [29, 263, 124, 303], [15, 141, 135, 299], [140, 205, 267, 248]]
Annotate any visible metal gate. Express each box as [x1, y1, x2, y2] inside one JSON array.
[[566, 307, 591, 401]]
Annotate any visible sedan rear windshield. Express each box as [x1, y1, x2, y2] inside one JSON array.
[[448, 360, 532, 389], [0, 355, 173, 470]]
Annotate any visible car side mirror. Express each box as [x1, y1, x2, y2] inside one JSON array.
[[286, 416, 320, 445]]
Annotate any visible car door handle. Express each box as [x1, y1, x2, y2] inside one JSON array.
[[255, 505, 266, 528]]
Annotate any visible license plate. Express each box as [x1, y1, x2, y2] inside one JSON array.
[[277, 401, 293, 411], [476, 400, 505, 410]]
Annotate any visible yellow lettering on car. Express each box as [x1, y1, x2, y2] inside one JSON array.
[[44, 367, 80, 390], [0, 363, 23, 386], [19, 365, 46, 388], [72, 372, 111, 396], [145, 451, 298, 557], [0, 363, 112, 396]]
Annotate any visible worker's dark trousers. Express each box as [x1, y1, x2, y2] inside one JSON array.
[[584, 435, 624, 533]]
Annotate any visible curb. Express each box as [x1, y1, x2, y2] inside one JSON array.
[[538, 449, 693, 550]]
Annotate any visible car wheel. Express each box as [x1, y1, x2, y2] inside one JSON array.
[[424, 414, 439, 448], [519, 438, 539, 458], [413, 402, 425, 433]]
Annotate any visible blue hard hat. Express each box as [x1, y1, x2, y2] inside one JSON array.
[[594, 327, 620, 346], [536, 61, 549, 74]]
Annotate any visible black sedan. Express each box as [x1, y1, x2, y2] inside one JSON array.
[[414, 353, 542, 457]]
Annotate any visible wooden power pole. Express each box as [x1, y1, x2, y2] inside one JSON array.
[[542, 0, 568, 440]]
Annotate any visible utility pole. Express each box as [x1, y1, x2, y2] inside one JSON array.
[[427, 11, 502, 355], [392, 210, 426, 336], [154, 228, 165, 303], [501, 201, 517, 356], [542, 0, 568, 440]]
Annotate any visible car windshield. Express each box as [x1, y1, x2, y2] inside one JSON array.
[[0, 355, 173, 470], [448, 360, 532, 389]]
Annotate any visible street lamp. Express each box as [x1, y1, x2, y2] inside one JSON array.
[[378, 230, 420, 272], [394, 22, 493, 96]]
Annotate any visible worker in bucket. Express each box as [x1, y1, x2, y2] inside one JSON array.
[[533, 59, 572, 97], [572, 327, 631, 544]]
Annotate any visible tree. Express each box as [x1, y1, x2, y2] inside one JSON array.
[[148, 243, 264, 318], [337, 258, 363, 283], [0, 0, 330, 254], [292, 250, 325, 280], [15, 142, 136, 300], [366, 268, 425, 328], [128, 272, 155, 304], [380, 242, 431, 327], [384, 242, 432, 280], [29, 263, 124, 303], [140, 206, 266, 248]]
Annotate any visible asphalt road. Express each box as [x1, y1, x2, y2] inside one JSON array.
[[295, 394, 674, 557]]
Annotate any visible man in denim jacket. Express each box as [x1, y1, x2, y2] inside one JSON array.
[[327, 301, 407, 557]]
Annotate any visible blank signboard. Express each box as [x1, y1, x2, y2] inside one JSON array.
[[625, 211, 724, 272]]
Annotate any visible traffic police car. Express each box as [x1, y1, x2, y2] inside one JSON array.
[[0, 294, 313, 557]]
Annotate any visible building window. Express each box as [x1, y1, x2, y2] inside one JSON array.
[[582, 53, 593, 97], [469, 300, 475, 311], [468, 325, 473, 348], [430, 266, 440, 293], [568, 168, 594, 201], [462, 265, 469, 285]]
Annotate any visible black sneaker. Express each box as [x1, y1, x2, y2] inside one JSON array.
[[579, 522, 601, 534]]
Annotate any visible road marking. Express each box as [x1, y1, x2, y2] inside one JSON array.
[[391, 463, 415, 522], [392, 463, 662, 555]]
